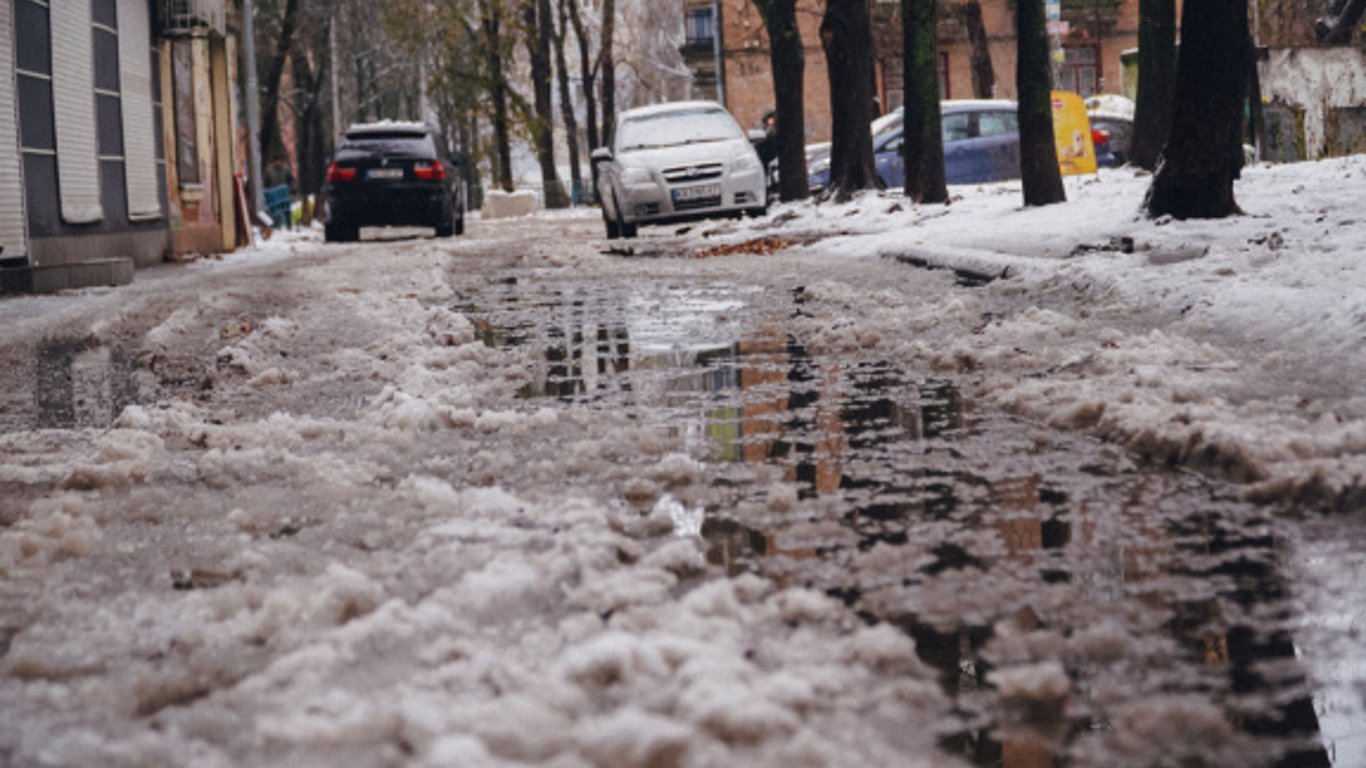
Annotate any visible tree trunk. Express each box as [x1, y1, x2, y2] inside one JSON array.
[[599, 0, 618, 146], [553, 0, 583, 204], [820, 0, 878, 201], [1129, 0, 1176, 170], [1144, 0, 1248, 219], [758, 0, 808, 201], [902, 0, 947, 203], [1015, 0, 1065, 206], [959, 0, 995, 99], [291, 49, 327, 198], [524, 0, 568, 208], [259, 0, 302, 160], [480, 0, 515, 192], [568, 0, 601, 199]]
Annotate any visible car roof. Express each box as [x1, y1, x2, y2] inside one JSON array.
[[941, 99, 1017, 113], [617, 101, 729, 120], [345, 120, 432, 137]]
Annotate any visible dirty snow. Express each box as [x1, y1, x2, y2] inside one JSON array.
[[0, 157, 1363, 767]]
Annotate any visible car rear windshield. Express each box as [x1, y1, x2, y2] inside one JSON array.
[[337, 133, 437, 161], [616, 108, 742, 152]]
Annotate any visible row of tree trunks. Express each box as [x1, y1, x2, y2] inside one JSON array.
[[524, 0, 569, 208]]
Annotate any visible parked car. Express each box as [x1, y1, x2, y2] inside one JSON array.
[[1085, 94, 1134, 168], [321, 122, 465, 243], [592, 101, 768, 239], [1089, 112, 1133, 167], [808, 100, 1021, 192]]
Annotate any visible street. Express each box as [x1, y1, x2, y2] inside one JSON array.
[[0, 208, 1362, 767]]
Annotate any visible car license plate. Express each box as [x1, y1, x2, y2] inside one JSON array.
[[367, 168, 404, 180], [672, 184, 719, 202]]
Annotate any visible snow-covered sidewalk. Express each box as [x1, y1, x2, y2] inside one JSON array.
[[714, 156, 1366, 507]]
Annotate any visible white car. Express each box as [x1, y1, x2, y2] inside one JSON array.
[[592, 101, 768, 239]]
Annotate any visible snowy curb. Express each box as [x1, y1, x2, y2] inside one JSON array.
[[875, 241, 1055, 284]]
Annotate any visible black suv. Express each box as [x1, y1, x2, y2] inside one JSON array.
[[322, 122, 465, 242]]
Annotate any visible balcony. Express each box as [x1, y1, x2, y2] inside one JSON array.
[[158, 0, 227, 37]]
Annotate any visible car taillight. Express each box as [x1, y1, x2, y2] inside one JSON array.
[[413, 161, 445, 181], [326, 163, 356, 183], [1091, 128, 1110, 146]]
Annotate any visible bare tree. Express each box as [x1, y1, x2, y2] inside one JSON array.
[[902, 0, 947, 202], [820, 0, 879, 200], [1144, 0, 1249, 219], [1015, 0, 1065, 206], [567, 0, 603, 196], [477, 0, 516, 191], [956, 0, 995, 99], [552, 0, 584, 203], [256, 0, 303, 160], [599, 0, 618, 145], [522, 0, 569, 207]]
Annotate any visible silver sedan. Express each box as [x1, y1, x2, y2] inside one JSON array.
[[592, 101, 768, 239]]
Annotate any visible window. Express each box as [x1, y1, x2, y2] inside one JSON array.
[[1061, 46, 1098, 97], [942, 113, 972, 141], [978, 111, 1017, 137], [686, 8, 714, 48]]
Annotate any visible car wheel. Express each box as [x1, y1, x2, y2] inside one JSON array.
[[454, 215, 465, 236], [603, 209, 621, 239], [620, 219, 638, 239], [434, 217, 454, 238], [325, 222, 357, 242]]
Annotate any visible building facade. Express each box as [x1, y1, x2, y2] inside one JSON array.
[[156, 0, 242, 256], [1, 0, 240, 294], [1255, 0, 1366, 160], [689, 0, 1141, 145]]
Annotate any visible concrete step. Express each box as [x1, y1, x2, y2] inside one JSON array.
[[0, 258, 135, 295]]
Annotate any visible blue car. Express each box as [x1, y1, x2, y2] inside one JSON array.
[[808, 100, 1021, 192]]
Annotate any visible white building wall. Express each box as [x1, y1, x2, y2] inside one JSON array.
[[1260, 47, 1366, 160], [0, 0, 27, 257]]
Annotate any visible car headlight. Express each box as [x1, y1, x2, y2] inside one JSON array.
[[620, 167, 654, 185], [808, 157, 830, 175], [731, 153, 761, 172]]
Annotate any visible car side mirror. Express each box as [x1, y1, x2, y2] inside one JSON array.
[[450, 150, 470, 167], [747, 129, 767, 143], [590, 147, 612, 163]]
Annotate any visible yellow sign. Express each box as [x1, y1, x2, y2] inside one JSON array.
[[1050, 90, 1097, 175]]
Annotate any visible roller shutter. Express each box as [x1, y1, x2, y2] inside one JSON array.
[[0, 0, 27, 257], [118, 0, 159, 221], [52, 0, 103, 224]]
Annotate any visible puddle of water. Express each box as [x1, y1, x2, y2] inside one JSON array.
[[453, 271, 1343, 767], [32, 338, 140, 430]]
